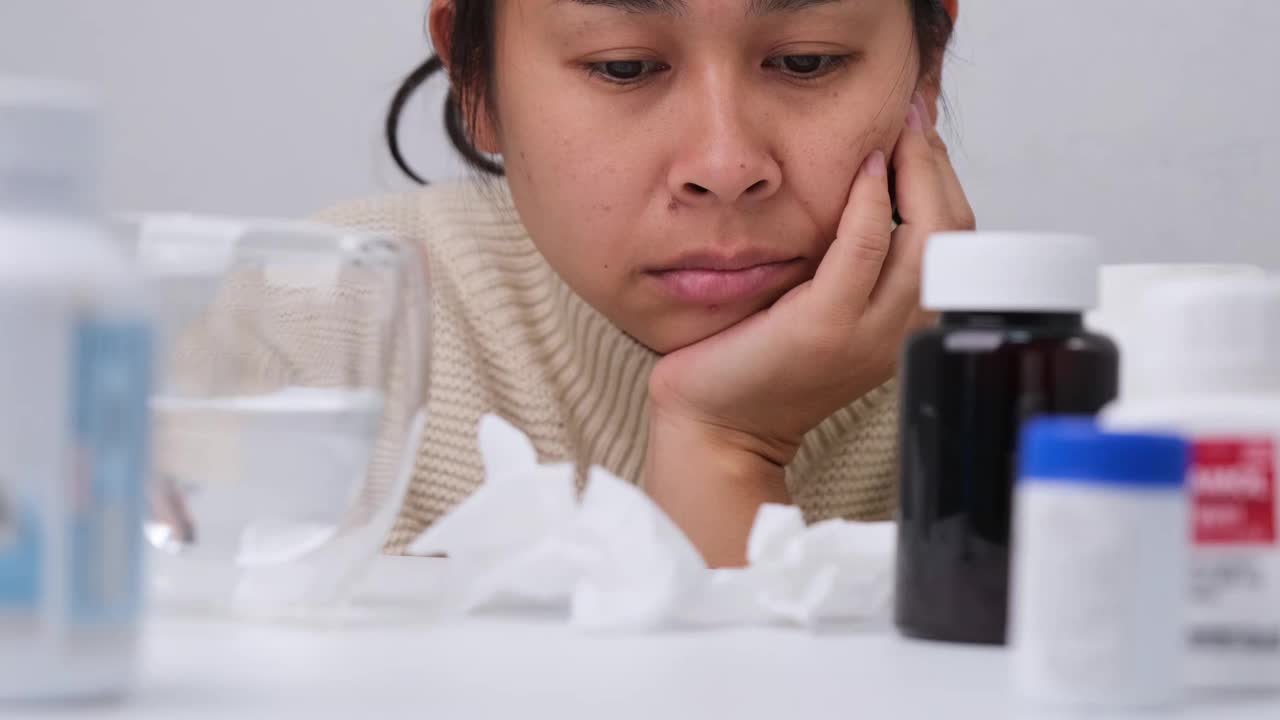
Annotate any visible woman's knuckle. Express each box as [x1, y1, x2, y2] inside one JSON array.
[[848, 235, 890, 264]]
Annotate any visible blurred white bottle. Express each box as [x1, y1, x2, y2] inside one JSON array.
[[1012, 418, 1188, 709], [0, 78, 152, 700], [1104, 275, 1280, 689]]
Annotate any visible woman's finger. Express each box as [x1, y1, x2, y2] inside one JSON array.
[[867, 96, 946, 325], [891, 94, 953, 227], [920, 96, 976, 229], [811, 148, 894, 319]]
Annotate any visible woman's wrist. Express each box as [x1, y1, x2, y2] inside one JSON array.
[[642, 400, 794, 568]]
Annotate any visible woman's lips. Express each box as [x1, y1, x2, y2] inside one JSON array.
[[648, 259, 802, 306]]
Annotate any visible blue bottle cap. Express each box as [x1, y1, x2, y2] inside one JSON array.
[[1019, 417, 1188, 488]]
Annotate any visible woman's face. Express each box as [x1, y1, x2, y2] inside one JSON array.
[[488, 0, 926, 353]]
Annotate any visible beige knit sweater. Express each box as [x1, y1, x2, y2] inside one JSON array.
[[185, 180, 900, 553]]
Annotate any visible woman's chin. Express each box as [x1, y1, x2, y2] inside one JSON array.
[[629, 304, 762, 355]]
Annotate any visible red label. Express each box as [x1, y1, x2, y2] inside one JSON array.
[[1191, 438, 1276, 545]]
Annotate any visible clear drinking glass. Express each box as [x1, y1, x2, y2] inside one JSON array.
[[114, 216, 429, 619]]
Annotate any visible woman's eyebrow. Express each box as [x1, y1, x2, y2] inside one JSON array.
[[562, 0, 847, 17], [748, 0, 846, 14], [564, 0, 688, 15]]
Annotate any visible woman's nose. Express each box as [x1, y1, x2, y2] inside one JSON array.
[[666, 102, 782, 208]]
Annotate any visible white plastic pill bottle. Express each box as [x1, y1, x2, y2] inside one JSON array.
[[0, 77, 152, 701], [1011, 418, 1189, 709], [1104, 275, 1280, 690]]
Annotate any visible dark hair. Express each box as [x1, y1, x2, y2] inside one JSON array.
[[387, 0, 955, 184]]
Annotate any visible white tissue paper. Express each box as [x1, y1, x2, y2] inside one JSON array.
[[408, 415, 897, 631]]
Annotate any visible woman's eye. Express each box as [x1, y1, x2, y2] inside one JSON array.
[[768, 54, 850, 79], [588, 60, 668, 85]]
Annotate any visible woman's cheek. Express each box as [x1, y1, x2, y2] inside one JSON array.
[[794, 141, 865, 233]]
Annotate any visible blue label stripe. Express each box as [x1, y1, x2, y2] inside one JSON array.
[[0, 504, 41, 608], [70, 319, 152, 625]]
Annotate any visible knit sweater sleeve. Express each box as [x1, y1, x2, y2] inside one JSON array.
[[788, 380, 900, 523]]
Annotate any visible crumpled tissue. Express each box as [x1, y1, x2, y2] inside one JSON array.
[[408, 415, 896, 631]]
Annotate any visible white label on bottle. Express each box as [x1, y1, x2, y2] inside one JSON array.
[[0, 299, 65, 620], [1011, 483, 1185, 706], [1186, 437, 1280, 687], [0, 294, 150, 627]]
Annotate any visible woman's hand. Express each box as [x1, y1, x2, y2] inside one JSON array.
[[644, 93, 975, 566]]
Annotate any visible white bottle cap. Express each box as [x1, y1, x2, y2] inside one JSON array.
[[1087, 264, 1265, 401], [923, 232, 1101, 312], [1135, 275, 1280, 394], [0, 75, 100, 212]]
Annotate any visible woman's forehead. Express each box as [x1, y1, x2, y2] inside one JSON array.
[[518, 0, 894, 18], [554, 0, 852, 14]]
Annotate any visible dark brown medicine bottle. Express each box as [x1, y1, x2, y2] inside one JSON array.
[[894, 232, 1119, 645]]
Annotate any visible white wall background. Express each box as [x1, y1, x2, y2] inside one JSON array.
[[1, 0, 1277, 266]]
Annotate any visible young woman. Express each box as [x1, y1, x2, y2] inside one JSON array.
[[319, 0, 975, 566]]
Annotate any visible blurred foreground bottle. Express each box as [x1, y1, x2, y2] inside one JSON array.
[[0, 77, 152, 701], [1105, 275, 1280, 690], [895, 232, 1119, 645]]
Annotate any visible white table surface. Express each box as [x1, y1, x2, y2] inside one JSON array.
[[24, 556, 1280, 720]]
